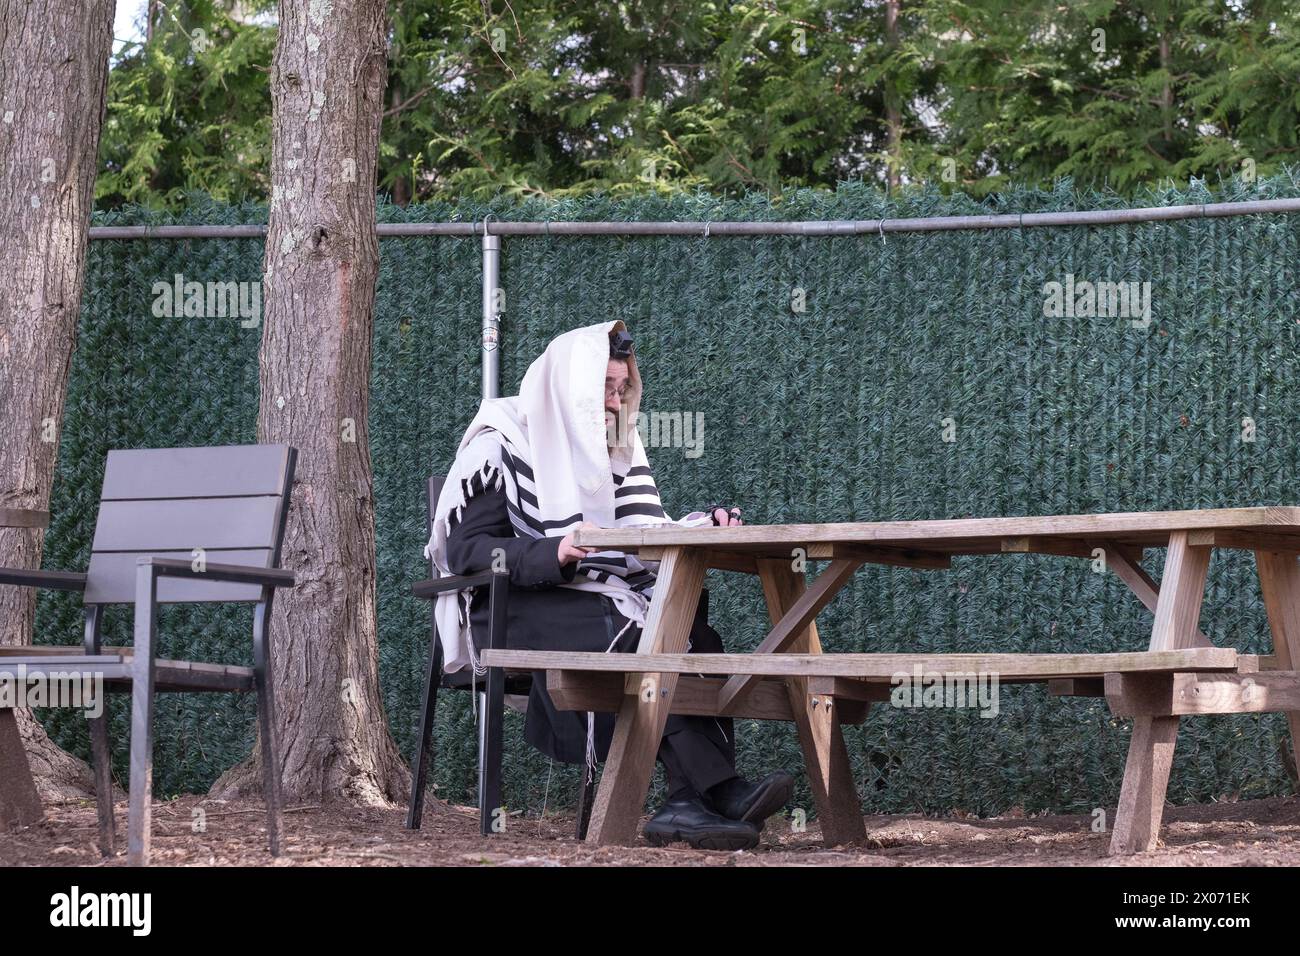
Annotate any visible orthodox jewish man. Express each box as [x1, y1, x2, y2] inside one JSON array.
[[426, 321, 793, 850]]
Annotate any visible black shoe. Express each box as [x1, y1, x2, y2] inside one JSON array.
[[643, 797, 761, 851], [707, 771, 795, 827]]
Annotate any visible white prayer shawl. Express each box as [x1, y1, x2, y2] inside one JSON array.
[[424, 320, 711, 678]]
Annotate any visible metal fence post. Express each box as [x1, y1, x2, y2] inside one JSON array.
[[481, 228, 501, 400]]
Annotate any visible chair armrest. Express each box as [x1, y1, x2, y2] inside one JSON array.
[[411, 569, 503, 600], [0, 567, 87, 591], [126, 560, 293, 672], [138, 556, 296, 588]]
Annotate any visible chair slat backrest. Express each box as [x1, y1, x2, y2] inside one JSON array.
[[84, 445, 296, 604]]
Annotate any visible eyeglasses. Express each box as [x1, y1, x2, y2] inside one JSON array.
[[605, 383, 629, 400]]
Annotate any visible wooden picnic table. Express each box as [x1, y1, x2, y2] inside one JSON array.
[[0, 508, 51, 828], [483, 506, 1300, 854]]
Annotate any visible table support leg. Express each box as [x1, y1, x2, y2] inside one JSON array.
[[586, 547, 706, 845], [1100, 539, 1212, 647], [758, 559, 866, 846], [1109, 531, 1209, 855], [1110, 714, 1180, 853], [1254, 549, 1300, 778], [0, 709, 43, 827]]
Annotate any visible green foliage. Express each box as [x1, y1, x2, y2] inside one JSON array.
[[98, 1, 276, 208], [925, 0, 1300, 195], [98, 1, 1300, 207]]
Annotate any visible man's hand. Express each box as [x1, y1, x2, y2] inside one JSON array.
[[710, 506, 743, 527], [558, 521, 601, 566]]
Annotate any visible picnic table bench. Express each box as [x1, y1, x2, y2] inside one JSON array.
[[481, 507, 1300, 854]]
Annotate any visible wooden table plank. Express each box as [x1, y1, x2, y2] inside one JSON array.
[[545, 671, 869, 724], [482, 648, 1240, 678], [1105, 671, 1300, 716], [643, 543, 952, 569], [573, 507, 1300, 554], [1192, 529, 1300, 552]]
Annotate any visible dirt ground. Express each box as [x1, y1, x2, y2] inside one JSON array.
[[3, 793, 1299, 866]]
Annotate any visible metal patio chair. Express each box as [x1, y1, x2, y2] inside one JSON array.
[[407, 476, 599, 838], [0, 444, 297, 865]]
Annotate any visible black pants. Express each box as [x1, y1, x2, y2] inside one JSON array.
[[520, 589, 740, 803], [656, 613, 738, 801]]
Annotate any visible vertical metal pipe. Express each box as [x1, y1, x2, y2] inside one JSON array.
[[481, 231, 502, 399], [476, 690, 488, 813]]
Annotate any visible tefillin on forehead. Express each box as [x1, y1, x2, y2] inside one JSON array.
[[609, 328, 634, 359]]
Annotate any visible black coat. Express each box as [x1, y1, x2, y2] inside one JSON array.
[[445, 484, 725, 765]]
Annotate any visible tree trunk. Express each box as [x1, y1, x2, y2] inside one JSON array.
[[388, 79, 412, 206], [1158, 27, 1173, 145], [884, 0, 902, 191], [391, 173, 411, 206], [210, 0, 409, 806], [0, 0, 115, 802]]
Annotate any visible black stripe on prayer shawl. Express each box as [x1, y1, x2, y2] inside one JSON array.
[[576, 562, 655, 592], [499, 445, 535, 481], [514, 482, 541, 510], [614, 483, 659, 498], [481, 430, 668, 597], [501, 499, 541, 537], [615, 501, 668, 520], [494, 444, 586, 533], [611, 464, 651, 484], [502, 498, 540, 537], [505, 497, 584, 535], [496, 455, 538, 504]]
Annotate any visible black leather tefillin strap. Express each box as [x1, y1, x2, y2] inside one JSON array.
[[702, 504, 741, 525]]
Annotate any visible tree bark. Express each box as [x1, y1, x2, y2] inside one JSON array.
[[884, 0, 902, 191], [388, 79, 412, 206], [211, 0, 409, 806], [1158, 27, 1173, 145], [0, 0, 115, 801], [391, 172, 411, 206]]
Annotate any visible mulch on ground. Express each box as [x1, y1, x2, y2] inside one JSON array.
[[3, 793, 1299, 866]]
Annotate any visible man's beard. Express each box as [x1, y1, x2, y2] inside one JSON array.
[[607, 403, 641, 444]]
